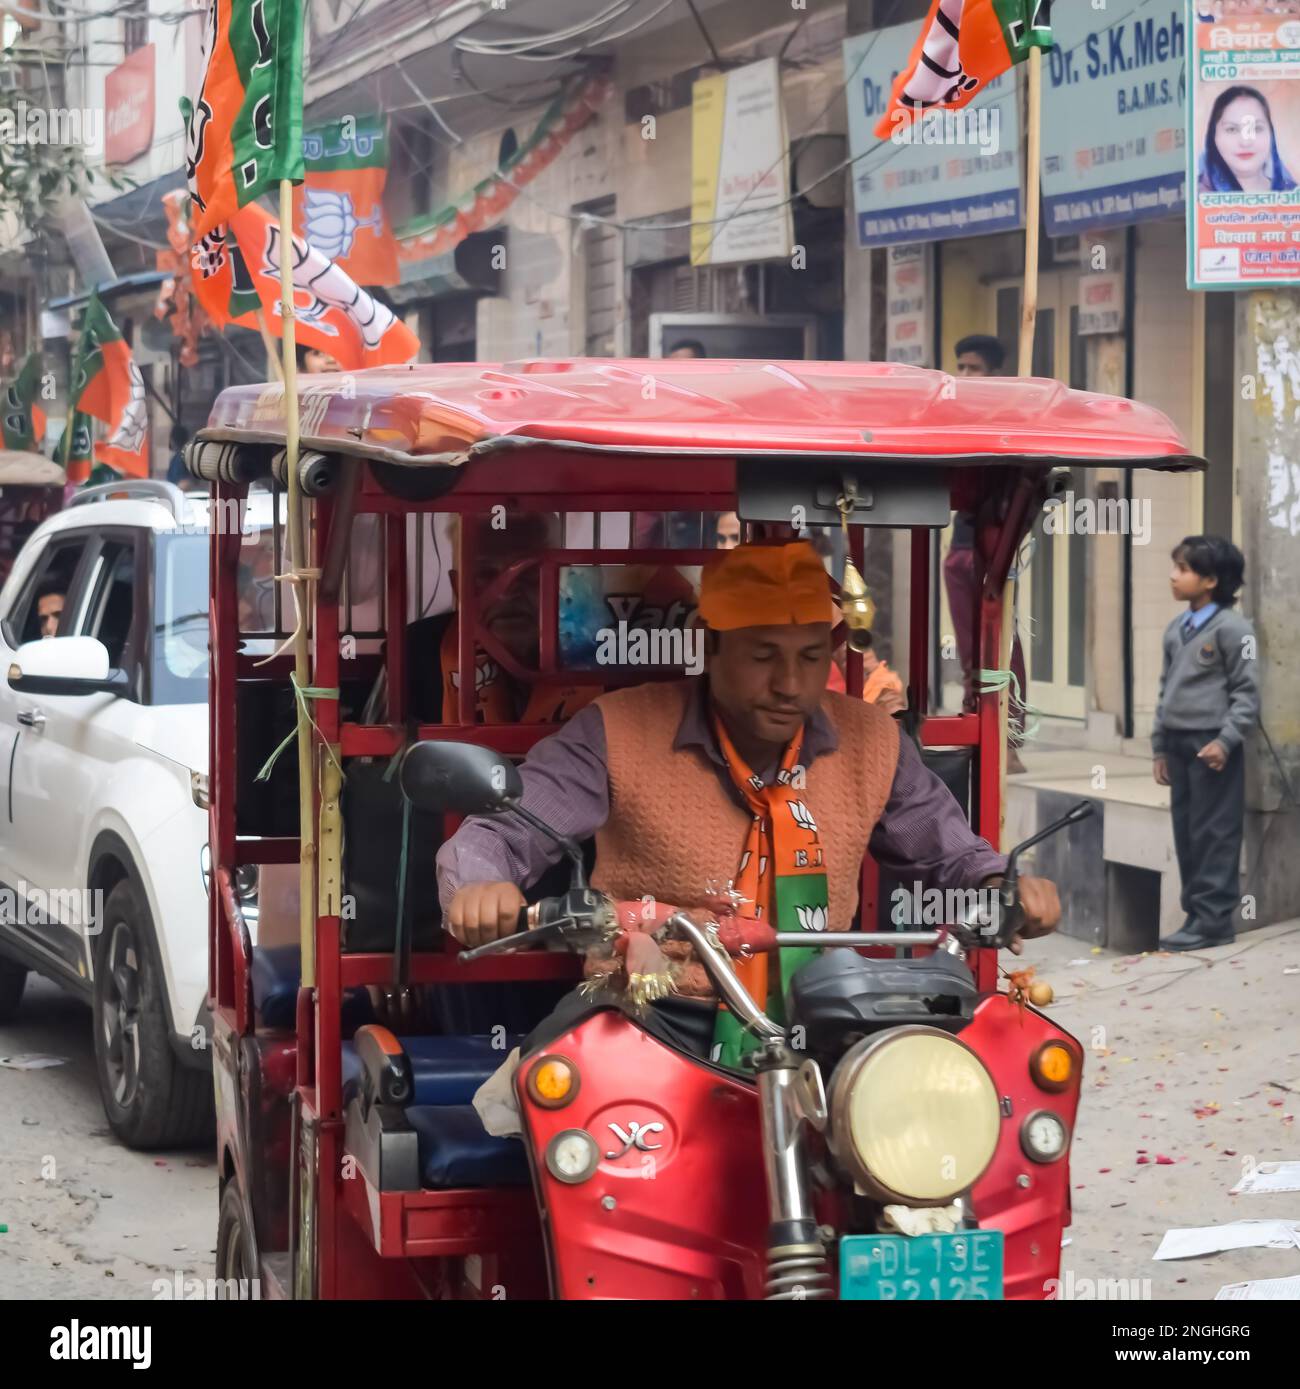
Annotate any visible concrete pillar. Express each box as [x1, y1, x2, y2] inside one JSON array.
[[1234, 291, 1300, 928]]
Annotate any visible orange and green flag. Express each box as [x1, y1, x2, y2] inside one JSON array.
[[2, 352, 48, 452], [874, 0, 1053, 138], [68, 292, 150, 482], [187, 0, 305, 240], [57, 413, 95, 485], [225, 202, 417, 370], [293, 113, 399, 288]]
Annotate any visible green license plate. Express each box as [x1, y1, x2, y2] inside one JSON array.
[[839, 1230, 1003, 1300]]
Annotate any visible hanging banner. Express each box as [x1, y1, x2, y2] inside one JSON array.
[[843, 23, 1023, 248], [1041, 2, 1187, 234], [1188, 4, 1300, 288], [105, 44, 156, 166], [885, 245, 933, 366], [690, 57, 794, 266]]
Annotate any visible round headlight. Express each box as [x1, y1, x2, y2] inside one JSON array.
[[1021, 1109, 1068, 1163], [545, 1129, 600, 1184], [828, 1027, 1001, 1205]]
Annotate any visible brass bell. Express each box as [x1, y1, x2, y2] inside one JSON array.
[[839, 558, 876, 653]]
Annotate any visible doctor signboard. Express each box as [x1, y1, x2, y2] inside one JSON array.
[[1041, 2, 1187, 235], [843, 23, 1022, 248], [1188, 3, 1300, 287]]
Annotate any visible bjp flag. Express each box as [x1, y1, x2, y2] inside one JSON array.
[[292, 114, 399, 288], [2, 352, 48, 452], [57, 413, 95, 484], [68, 292, 150, 482], [873, 0, 1053, 139], [205, 200, 413, 369], [187, 0, 305, 240]]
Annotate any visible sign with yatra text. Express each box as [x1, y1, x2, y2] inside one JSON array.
[[843, 23, 1022, 249], [1041, 2, 1188, 235], [690, 58, 793, 266], [1187, 3, 1300, 289], [105, 44, 156, 166]]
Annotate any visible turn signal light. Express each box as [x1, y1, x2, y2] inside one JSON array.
[[527, 1054, 579, 1108], [1030, 1041, 1075, 1093]]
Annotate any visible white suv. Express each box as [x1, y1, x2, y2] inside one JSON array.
[[0, 480, 266, 1148]]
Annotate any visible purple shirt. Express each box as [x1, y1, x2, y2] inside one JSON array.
[[436, 683, 1007, 912]]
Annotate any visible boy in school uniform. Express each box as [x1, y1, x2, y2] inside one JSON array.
[[1152, 536, 1259, 951]]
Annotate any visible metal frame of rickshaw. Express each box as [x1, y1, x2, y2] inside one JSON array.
[[203, 425, 1200, 1298]]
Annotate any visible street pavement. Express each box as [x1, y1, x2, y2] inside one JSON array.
[[1019, 919, 1300, 1300], [1, 921, 1297, 1302], [0, 975, 216, 1300]]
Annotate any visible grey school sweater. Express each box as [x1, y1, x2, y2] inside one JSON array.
[[1151, 606, 1260, 756]]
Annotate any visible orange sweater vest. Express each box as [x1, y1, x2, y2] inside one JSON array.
[[591, 682, 900, 971]]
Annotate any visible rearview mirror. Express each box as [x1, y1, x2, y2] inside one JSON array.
[[399, 740, 523, 816], [7, 636, 125, 697]]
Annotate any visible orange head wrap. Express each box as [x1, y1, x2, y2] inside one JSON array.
[[697, 541, 834, 632]]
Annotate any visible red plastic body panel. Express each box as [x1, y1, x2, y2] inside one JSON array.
[[966, 995, 1084, 1300], [516, 1002, 1081, 1301], [517, 1011, 768, 1300]]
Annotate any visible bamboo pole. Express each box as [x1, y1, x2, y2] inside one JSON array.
[[1002, 44, 1044, 848], [256, 309, 285, 383], [279, 178, 316, 987]]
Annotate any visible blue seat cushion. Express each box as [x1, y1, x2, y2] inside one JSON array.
[[405, 1104, 531, 1188], [251, 945, 375, 1031], [341, 1034, 517, 1108]]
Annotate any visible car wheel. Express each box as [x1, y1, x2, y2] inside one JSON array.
[[91, 878, 214, 1149], [215, 1182, 259, 1290], [0, 955, 27, 1022]]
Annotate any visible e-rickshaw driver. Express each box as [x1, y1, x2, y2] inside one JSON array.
[[439, 540, 1062, 1075]]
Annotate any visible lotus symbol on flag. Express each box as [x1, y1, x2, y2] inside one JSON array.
[[795, 904, 829, 933], [788, 800, 818, 833], [304, 189, 383, 262]]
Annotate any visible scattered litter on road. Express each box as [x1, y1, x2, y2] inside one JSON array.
[[1231, 1162, 1300, 1195], [1067, 958, 1093, 966], [1154, 1220, 1300, 1260], [0, 1054, 66, 1070], [1217, 1274, 1300, 1300]]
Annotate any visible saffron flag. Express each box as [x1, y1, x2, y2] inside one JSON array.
[[2, 353, 48, 452], [293, 114, 399, 288], [874, 0, 1053, 139], [68, 292, 150, 482], [57, 414, 94, 481], [217, 202, 416, 369], [187, 0, 305, 240]]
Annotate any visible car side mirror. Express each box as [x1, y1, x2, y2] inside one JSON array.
[[7, 636, 126, 697], [399, 740, 523, 816]]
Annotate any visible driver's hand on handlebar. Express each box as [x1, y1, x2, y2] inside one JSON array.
[[984, 874, 1062, 955], [447, 881, 526, 949]]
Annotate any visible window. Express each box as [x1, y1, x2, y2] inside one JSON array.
[[153, 533, 210, 705], [6, 537, 89, 647]]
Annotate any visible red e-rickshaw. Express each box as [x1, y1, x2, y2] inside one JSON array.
[[0, 451, 64, 590], [194, 358, 1200, 1301]]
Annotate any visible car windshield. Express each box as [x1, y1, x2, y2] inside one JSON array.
[[153, 533, 211, 705]]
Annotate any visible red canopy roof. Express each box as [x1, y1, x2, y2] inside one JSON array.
[[203, 358, 1200, 469]]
